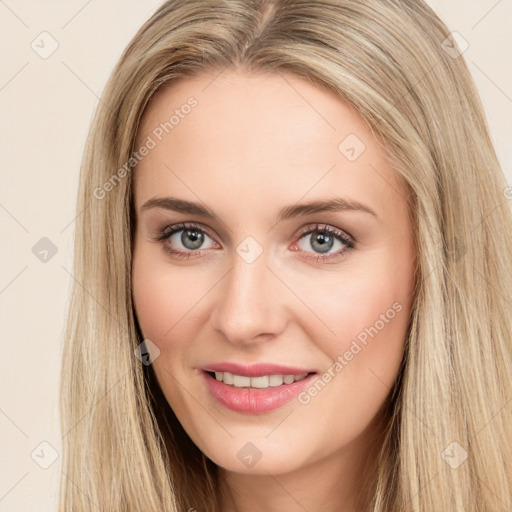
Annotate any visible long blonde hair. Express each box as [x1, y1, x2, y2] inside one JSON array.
[[59, 0, 512, 510]]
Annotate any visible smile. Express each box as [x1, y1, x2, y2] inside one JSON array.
[[202, 370, 318, 414]]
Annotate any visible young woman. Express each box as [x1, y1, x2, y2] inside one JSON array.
[[59, 0, 512, 510]]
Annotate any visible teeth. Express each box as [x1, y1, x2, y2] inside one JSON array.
[[212, 371, 309, 388], [250, 375, 269, 388], [269, 374, 284, 387], [233, 375, 251, 387], [223, 372, 234, 385]]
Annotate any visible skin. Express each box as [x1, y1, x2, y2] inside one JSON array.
[[131, 68, 416, 512]]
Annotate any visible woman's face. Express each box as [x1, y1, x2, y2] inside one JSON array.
[[131, 68, 416, 477]]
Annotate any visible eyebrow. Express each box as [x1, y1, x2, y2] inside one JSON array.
[[140, 196, 378, 222]]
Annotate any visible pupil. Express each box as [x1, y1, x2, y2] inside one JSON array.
[[182, 229, 203, 249], [312, 232, 333, 253]]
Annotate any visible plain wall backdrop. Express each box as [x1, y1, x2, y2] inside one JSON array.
[[1, 1, 511, 510]]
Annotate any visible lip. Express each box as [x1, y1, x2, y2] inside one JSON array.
[[201, 362, 317, 377], [202, 370, 318, 414]]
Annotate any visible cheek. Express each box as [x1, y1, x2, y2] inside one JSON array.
[[304, 253, 413, 382], [132, 265, 171, 341], [303, 270, 410, 343], [297, 275, 410, 442], [132, 248, 197, 345]]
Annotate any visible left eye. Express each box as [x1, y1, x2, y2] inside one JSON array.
[[295, 227, 353, 255]]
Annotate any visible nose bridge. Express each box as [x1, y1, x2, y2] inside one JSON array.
[[211, 244, 283, 343]]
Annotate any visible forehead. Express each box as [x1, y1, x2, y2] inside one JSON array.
[[132, 69, 405, 223], [136, 68, 372, 154]]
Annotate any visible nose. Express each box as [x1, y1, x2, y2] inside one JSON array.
[[209, 247, 288, 346]]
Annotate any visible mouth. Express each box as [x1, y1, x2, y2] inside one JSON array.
[[202, 370, 319, 414]]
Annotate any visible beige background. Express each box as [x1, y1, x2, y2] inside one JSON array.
[[1, 1, 511, 510]]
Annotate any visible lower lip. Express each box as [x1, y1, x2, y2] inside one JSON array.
[[202, 371, 317, 414]]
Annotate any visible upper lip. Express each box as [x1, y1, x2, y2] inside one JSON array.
[[201, 362, 317, 377]]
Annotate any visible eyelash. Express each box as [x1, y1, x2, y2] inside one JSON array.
[[153, 222, 356, 262]]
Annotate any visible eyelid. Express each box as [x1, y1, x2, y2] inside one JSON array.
[[154, 221, 218, 243], [294, 222, 354, 244]]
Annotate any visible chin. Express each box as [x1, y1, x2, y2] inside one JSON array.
[[198, 435, 311, 475]]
